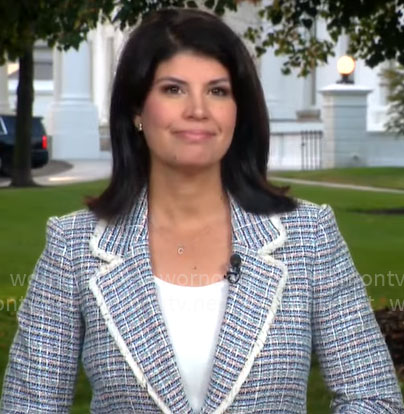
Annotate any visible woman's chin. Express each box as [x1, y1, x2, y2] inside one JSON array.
[[166, 159, 220, 174]]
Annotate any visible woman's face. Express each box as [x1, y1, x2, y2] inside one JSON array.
[[135, 52, 237, 173]]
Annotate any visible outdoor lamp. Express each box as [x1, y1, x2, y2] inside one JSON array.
[[337, 55, 355, 84]]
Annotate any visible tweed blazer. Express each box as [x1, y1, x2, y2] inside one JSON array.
[[1, 189, 403, 414]]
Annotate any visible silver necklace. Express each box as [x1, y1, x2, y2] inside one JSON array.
[[149, 220, 211, 256]]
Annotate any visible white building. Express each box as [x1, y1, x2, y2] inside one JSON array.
[[1, 2, 403, 169]]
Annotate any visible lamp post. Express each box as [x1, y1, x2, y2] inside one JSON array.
[[337, 55, 356, 84]]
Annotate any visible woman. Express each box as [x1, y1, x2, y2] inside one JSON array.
[[1, 8, 403, 414]]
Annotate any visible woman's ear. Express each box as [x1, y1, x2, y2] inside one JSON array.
[[133, 115, 143, 132]]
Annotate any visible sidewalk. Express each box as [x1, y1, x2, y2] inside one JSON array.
[[271, 176, 404, 195], [0, 159, 112, 187]]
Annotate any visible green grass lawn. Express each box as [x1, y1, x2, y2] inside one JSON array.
[[1, 172, 403, 412], [275, 183, 404, 309], [271, 166, 404, 190]]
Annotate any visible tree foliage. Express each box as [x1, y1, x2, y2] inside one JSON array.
[[110, 0, 238, 29], [2, 0, 403, 76], [245, 0, 404, 76], [0, 0, 114, 64], [0, 0, 238, 65]]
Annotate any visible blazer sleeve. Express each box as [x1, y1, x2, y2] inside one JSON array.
[[0, 216, 84, 413], [311, 204, 404, 414]]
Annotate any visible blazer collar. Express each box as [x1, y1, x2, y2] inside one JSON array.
[[89, 187, 288, 414]]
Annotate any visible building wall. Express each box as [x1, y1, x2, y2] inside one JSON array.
[[367, 132, 404, 166]]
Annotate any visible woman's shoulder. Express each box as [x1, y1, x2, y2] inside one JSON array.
[[45, 208, 99, 239], [277, 198, 338, 234], [279, 198, 333, 220]]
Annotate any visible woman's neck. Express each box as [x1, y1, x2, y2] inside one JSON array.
[[148, 165, 229, 231]]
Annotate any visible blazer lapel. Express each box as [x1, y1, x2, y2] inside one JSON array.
[[200, 197, 288, 414], [88, 188, 193, 414]]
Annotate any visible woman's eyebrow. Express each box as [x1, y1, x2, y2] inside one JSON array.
[[153, 76, 231, 85]]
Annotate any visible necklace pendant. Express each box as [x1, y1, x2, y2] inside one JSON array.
[[177, 245, 185, 255]]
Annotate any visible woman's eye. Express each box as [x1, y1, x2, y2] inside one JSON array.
[[162, 85, 183, 94], [210, 87, 230, 96]]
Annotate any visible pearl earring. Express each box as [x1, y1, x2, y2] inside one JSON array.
[[137, 122, 143, 132]]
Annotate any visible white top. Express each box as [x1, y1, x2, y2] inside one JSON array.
[[154, 276, 229, 412]]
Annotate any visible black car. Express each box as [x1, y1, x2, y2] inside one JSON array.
[[0, 114, 49, 176]]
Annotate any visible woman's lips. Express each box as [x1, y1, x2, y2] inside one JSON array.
[[173, 130, 215, 141]]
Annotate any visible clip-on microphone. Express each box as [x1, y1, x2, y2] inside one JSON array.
[[224, 253, 242, 284]]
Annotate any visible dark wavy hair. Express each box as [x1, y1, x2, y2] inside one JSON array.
[[87, 7, 296, 219]]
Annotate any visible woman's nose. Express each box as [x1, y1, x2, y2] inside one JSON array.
[[183, 92, 209, 119]]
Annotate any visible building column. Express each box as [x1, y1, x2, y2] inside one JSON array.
[[356, 61, 390, 130], [92, 25, 115, 126], [260, 51, 305, 121], [0, 65, 11, 113], [48, 41, 99, 159], [296, 67, 320, 121], [320, 83, 372, 167]]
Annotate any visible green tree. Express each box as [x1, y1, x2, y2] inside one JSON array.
[[246, 0, 404, 76]]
